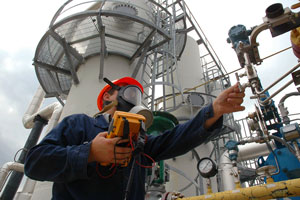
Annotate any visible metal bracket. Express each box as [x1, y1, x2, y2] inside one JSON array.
[[292, 69, 300, 86]]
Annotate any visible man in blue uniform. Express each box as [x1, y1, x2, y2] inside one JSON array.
[[24, 77, 245, 200]]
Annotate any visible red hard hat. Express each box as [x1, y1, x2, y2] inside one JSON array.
[[97, 77, 144, 111]]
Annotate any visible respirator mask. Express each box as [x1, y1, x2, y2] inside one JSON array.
[[104, 78, 153, 128]]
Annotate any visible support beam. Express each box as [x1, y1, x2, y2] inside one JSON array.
[[148, 0, 171, 15], [148, 38, 169, 52], [131, 39, 152, 78], [55, 94, 65, 106], [176, 26, 195, 33], [62, 39, 80, 84], [130, 30, 156, 63], [33, 61, 71, 76], [69, 32, 142, 46], [48, 29, 84, 63], [46, 70, 65, 96], [99, 25, 105, 80], [175, 13, 184, 23], [97, 13, 107, 81]]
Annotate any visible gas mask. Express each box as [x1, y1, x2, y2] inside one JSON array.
[[103, 78, 153, 128]]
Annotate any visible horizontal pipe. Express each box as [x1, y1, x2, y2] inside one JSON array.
[[237, 142, 274, 162], [177, 178, 300, 200], [0, 162, 24, 192]]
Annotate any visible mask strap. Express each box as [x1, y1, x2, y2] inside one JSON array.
[[103, 77, 121, 90], [93, 100, 118, 117]]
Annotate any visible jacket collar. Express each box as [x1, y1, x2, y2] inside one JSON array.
[[93, 114, 110, 129]]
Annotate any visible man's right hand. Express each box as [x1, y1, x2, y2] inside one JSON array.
[[88, 132, 132, 164]]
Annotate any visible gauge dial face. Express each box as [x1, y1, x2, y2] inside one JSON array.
[[198, 157, 218, 178], [199, 158, 213, 174]]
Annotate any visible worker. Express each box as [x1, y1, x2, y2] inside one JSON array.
[[24, 76, 245, 200]]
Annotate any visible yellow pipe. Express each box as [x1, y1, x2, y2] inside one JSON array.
[[177, 178, 300, 200], [206, 186, 212, 194], [235, 182, 241, 189]]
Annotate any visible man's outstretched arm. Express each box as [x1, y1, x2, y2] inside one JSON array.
[[204, 83, 245, 129]]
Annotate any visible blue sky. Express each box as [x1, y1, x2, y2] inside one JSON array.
[[0, 0, 299, 169]]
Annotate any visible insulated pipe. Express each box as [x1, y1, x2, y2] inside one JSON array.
[[0, 162, 24, 192], [14, 94, 62, 200], [22, 86, 45, 129], [44, 103, 63, 134], [219, 151, 235, 191], [176, 177, 300, 200], [237, 142, 274, 162], [23, 102, 61, 129]]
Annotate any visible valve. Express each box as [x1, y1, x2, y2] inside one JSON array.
[[280, 123, 300, 141], [256, 165, 277, 183], [225, 140, 239, 163]]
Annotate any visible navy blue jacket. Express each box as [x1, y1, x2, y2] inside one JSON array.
[[24, 104, 222, 200]]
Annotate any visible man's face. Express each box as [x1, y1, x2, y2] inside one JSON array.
[[102, 90, 119, 115], [103, 89, 118, 102], [107, 90, 118, 101]]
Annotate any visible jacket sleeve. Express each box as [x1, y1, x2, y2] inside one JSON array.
[[144, 103, 223, 161], [24, 114, 92, 183]]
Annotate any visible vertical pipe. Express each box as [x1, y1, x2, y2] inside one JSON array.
[[44, 103, 63, 135], [172, 2, 184, 106], [219, 151, 235, 191], [0, 115, 48, 200], [162, 52, 167, 111], [151, 51, 158, 111]]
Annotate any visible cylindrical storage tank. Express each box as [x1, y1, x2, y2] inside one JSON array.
[[163, 36, 218, 196], [163, 35, 207, 116], [60, 55, 138, 118]]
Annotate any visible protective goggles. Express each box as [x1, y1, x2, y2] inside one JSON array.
[[118, 85, 142, 106]]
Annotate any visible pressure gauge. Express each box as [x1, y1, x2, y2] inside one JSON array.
[[197, 157, 218, 178]]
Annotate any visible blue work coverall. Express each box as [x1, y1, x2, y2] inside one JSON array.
[[24, 104, 222, 200]]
